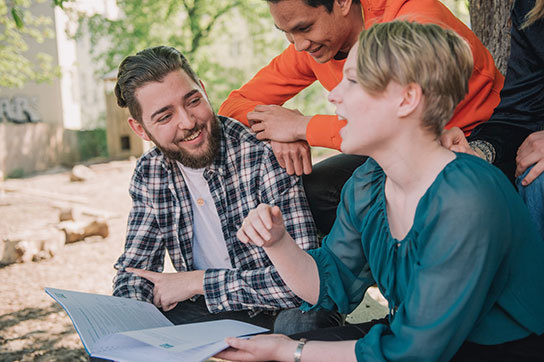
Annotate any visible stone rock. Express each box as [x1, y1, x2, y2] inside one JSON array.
[[1, 228, 66, 264], [58, 207, 74, 222], [0, 239, 19, 265], [58, 219, 109, 243], [69, 164, 95, 182]]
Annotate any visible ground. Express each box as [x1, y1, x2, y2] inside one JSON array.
[[0, 159, 386, 362], [0, 160, 134, 361]]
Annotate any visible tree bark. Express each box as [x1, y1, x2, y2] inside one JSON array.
[[468, 0, 514, 75]]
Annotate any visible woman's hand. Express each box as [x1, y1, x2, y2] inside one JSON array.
[[216, 334, 297, 362], [237, 204, 287, 247]]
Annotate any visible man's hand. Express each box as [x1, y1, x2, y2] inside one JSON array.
[[126, 268, 204, 311], [237, 204, 287, 248], [440, 127, 478, 156], [516, 130, 544, 186], [270, 140, 312, 176], [248, 105, 311, 142], [216, 334, 297, 362]]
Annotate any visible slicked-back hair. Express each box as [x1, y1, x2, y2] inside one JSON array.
[[265, 0, 360, 13], [356, 21, 473, 137], [114, 46, 200, 123]]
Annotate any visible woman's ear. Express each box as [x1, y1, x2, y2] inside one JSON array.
[[397, 83, 423, 118]]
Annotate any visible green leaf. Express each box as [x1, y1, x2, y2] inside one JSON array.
[[12, 8, 24, 29]]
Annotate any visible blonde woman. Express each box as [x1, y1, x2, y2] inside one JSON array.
[[217, 21, 544, 362]]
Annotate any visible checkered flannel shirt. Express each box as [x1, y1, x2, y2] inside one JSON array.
[[113, 116, 318, 315]]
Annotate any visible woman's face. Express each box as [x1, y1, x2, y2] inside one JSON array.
[[328, 42, 401, 156]]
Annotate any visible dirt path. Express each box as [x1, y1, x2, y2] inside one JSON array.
[[1, 160, 135, 361]]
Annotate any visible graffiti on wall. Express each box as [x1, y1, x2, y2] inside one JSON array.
[[0, 96, 41, 124]]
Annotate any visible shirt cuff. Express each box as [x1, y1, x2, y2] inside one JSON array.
[[306, 115, 345, 150], [300, 248, 337, 312], [469, 140, 496, 163], [202, 269, 231, 313]]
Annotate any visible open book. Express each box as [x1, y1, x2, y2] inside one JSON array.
[[45, 287, 268, 362]]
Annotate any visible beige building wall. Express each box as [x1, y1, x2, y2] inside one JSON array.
[[104, 86, 150, 160], [0, 0, 119, 178]]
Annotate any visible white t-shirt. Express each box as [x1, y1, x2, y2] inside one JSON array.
[[178, 162, 231, 270]]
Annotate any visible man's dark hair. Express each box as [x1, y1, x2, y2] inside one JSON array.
[[114, 46, 200, 123], [266, 0, 360, 13]]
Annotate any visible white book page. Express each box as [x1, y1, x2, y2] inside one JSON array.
[[94, 335, 228, 362], [45, 287, 173, 354], [121, 319, 268, 353]]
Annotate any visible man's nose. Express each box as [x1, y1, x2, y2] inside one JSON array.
[[177, 111, 197, 130], [287, 33, 311, 52]]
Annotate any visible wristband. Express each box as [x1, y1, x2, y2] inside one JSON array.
[[469, 140, 496, 163], [294, 338, 307, 362]]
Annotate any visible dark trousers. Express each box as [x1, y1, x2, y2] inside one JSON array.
[[290, 317, 544, 361], [303, 154, 368, 235], [162, 296, 343, 335], [468, 123, 533, 185]]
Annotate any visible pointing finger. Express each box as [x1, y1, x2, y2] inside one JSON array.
[[127, 268, 159, 283]]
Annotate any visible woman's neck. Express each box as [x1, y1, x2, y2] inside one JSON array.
[[377, 135, 455, 240], [377, 132, 454, 195]]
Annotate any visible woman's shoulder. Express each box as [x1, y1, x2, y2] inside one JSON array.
[[340, 158, 385, 216], [424, 153, 520, 213], [350, 157, 383, 182]]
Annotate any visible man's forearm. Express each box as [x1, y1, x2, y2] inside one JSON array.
[[190, 270, 205, 295]]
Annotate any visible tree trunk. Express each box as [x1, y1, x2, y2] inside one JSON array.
[[468, 0, 514, 75]]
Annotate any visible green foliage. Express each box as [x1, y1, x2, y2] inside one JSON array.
[[7, 167, 25, 179], [77, 128, 108, 161], [1, 0, 66, 88], [76, 0, 285, 107]]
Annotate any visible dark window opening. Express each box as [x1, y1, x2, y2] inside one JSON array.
[[120, 135, 131, 150]]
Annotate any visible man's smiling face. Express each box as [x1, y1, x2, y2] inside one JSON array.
[[132, 69, 220, 168], [269, 0, 355, 63]]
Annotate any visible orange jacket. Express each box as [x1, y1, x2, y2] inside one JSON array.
[[219, 0, 504, 150]]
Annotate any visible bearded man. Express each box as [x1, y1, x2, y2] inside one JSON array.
[[111, 46, 342, 335]]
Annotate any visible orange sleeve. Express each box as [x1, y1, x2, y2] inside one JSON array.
[[218, 45, 318, 127], [376, 0, 504, 134], [306, 115, 345, 150]]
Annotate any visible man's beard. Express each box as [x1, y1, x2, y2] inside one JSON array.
[[147, 116, 221, 169]]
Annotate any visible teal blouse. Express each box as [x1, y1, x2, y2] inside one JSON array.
[[302, 153, 544, 361]]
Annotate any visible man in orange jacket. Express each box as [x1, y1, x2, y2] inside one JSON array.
[[219, 0, 503, 234]]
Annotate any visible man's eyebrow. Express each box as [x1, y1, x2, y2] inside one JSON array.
[[183, 89, 200, 101]]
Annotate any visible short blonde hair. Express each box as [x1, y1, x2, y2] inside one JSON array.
[[356, 21, 473, 136]]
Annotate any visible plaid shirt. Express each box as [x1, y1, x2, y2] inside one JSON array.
[[113, 116, 317, 315]]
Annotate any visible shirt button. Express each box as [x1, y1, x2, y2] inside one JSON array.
[[396, 243, 401, 247], [217, 305, 224, 310], [197, 198, 205, 206]]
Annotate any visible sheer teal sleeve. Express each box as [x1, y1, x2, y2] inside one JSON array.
[[355, 158, 534, 361], [301, 160, 381, 314]]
